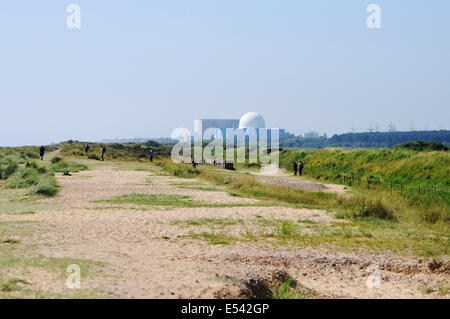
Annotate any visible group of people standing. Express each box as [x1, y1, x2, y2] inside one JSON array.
[[84, 144, 106, 161], [292, 161, 304, 176]]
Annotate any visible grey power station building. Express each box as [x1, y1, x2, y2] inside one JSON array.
[[194, 112, 291, 140], [194, 119, 240, 139]]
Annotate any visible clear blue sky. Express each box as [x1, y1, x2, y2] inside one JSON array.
[[0, 1, 449, 146]]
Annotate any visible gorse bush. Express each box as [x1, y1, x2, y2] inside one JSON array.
[[156, 160, 200, 178], [88, 154, 100, 161], [51, 156, 63, 164], [350, 196, 396, 221], [0, 162, 18, 180]]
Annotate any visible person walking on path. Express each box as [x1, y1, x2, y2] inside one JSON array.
[[39, 145, 45, 161], [100, 146, 106, 161], [298, 161, 304, 176], [191, 158, 198, 168], [149, 149, 154, 162], [84, 144, 90, 155], [292, 161, 298, 176]]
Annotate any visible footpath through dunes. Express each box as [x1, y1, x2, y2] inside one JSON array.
[[2, 161, 448, 298], [240, 164, 347, 194]]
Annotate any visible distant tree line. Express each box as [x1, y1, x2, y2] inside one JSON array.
[[280, 130, 450, 149]]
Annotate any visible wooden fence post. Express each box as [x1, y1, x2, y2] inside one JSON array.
[[418, 186, 421, 196]]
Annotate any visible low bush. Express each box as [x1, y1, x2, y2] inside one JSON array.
[[6, 164, 58, 196], [0, 162, 18, 180], [156, 160, 200, 178], [88, 154, 100, 161], [30, 175, 58, 196], [51, 156, 63, 164], [350, 196, 396, 221]]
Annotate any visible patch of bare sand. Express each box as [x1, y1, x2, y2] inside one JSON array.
[[257, 176, 347, 194], [213, 245, 449, 299], [3, 163, 447, 299]]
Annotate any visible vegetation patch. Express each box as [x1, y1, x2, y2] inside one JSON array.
[[156, 160, 200, 178], [171, 218, 242, 227], [187, 232, 238, 245], [2, 161, 58, 196], [50, 159, 88, 175], [0, 238, 20, 244], [239, 271, 312, 299], [0, 278, 31, 292], [96, 193, 270, 208], [394, 141, 448, 152]]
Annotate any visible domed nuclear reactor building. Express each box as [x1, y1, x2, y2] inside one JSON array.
[[239, 112, 266, 129], [193, 112, 290, 141]]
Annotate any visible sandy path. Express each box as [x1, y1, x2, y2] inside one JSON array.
[[244, 165, 347, 194], [3, 162, 448, 299]]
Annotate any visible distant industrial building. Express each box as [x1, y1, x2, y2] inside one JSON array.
[[193, 119, 240, 139], [303, 131, 320, 138]]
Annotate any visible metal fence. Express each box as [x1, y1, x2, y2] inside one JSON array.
[[339, 171, 449, 199]]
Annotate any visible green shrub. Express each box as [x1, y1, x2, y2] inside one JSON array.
[[7, 167, 40, 189], [88, 154, 100, 161], [51, 156, 63, 164], [350, 196, 396, 221], [156, 160, 200, 178], [421, 209, 449, 224], [31, 175, 58, 196], [1, 162, 18, 180], [6, 165, 58, 197], [25, 161, 38, 169], [37, 167, 48, 174]]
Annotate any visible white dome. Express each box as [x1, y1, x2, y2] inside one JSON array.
[[239, 112, 265, 129]]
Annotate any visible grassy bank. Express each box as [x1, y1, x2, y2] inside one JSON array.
[[1, 150, 88, 197], [280, 148, 449, 188], [59, 140, 173, 161], [155, 159, 449, 257], [1, 161, 58, 196]]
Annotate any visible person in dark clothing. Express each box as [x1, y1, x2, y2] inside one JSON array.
[[100, 146, 106, 161], [298, 161, 304, 176], [39, 146, 45, 161], [292, 161, 298, 176], [84, 144, 90, 155], [149, 149, 154, 162]]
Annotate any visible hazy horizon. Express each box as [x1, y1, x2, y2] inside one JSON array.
[[1, 1, 449, 147]]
